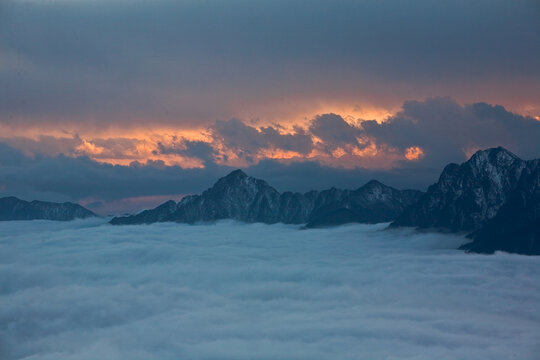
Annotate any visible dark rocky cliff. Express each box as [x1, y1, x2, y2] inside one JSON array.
[[391, 147, 540, 255], [391, 147, 527, 231], [460, 159, 540, 255]]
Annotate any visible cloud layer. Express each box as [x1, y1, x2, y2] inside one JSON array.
[[4, 98, 538, 168], [1, 0, 539, 128], [1, 220, 539, 360]]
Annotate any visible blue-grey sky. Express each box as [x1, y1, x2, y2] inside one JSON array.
[[0, 0, 539, 213]]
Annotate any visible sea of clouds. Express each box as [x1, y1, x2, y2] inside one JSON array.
[[1, 219, 539, 360]]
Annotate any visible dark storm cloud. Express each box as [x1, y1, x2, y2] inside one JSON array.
[[0, 134, 146, 160], [0, 135, 85, 158], [0, 143, 224, 202], [0, 142, 30, 166], [309, 114, 362, 151], [245, 159, 439, 193], [208, 99, 540, 164], [0, 0, 538, 125], [210, 119, 313, 159], [362, 98, 540, 165], [155, 139, 217, 165]]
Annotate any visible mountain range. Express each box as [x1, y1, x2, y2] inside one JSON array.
[[110, 170, 423, 227], [0, 197, 95, 221], [2, 147, 538, 255], [110, 147, 539, 255]]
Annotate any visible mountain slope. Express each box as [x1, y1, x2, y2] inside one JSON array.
[[0, 196, 96, 221], [460, 159, 540, 255], [163, 169, 283, 224], [305, 180, 423, 227], [391, 147, 527, 231], [109, 200, 176, 225], [390, 147, 540, 255]]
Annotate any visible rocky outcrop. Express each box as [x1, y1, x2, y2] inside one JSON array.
[[110, 170, 423, 226], [391, 147, 540, 255], [163, 170, 283, 224], [391, 147, 527, 231], [460, 159, 540, 255], [0, 196, 96, 221]]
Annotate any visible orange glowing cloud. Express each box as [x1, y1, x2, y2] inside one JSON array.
[[404, 146, 424, 161], [10, 97, 537, 172], [258, 148, 303, 160], [0, 115, 425, 171]]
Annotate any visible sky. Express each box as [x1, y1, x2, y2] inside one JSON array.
[[1, 220, 539, 359], [1, 0, 539, 214]]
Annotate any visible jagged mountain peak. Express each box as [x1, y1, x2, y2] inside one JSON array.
[[2, 196, 19, 201], [464, 147, 526, 192], [0, 196, 20, 205], [361, 179, 386, 190], [213, 169, 263, 190], [211, 169, 276, 195], [392, 146, 531, 232], [354, 180, 389, 200], [436, 147, 525, 184], [468, 147, 520, 168], [223, 169, 248, 180]]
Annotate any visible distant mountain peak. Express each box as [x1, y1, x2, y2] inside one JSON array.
[[212, 169, 253, 189], [223, 169, 248, 180], [362, 179, 385, 189], [483, 146, 515, 155], [0, 196, 95, 221]]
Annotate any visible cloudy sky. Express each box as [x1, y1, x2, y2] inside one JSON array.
[[1, 0, 539, 214]]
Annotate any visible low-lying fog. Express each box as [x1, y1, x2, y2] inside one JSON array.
[[1, 220, 539, 360]]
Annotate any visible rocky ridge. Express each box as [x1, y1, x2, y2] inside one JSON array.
[[0, 196, 96, 221], [460, 159, 540, 254], [391, 147, 539, 255], [110, 170, 423, 226], [391, 147, 528, 231]]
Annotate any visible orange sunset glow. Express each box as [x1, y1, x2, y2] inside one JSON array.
[[0, 115, 425, 170]]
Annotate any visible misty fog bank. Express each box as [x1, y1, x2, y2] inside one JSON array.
[[1, 220, 539, 360]]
